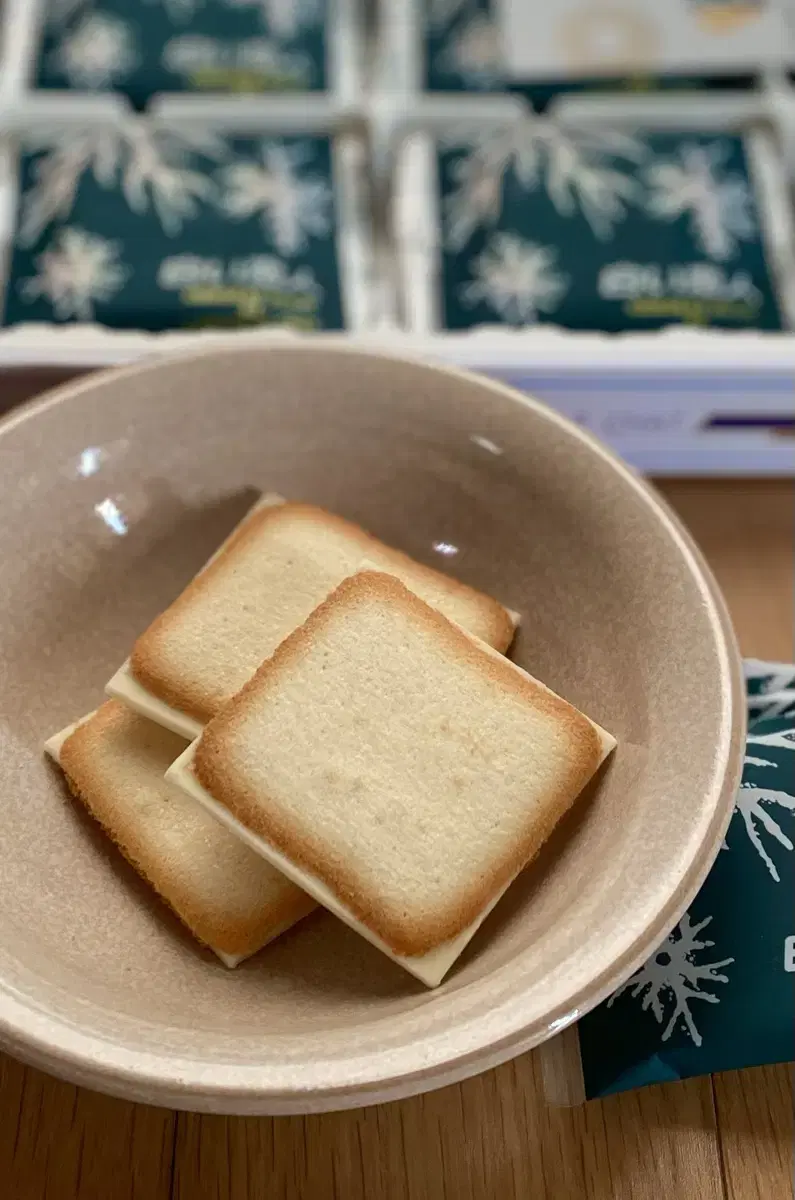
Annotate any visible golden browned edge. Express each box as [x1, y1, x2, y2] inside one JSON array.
[[130, 502, 515, 724], [193, 572, 601, 958], [58, 701, 315, 959]]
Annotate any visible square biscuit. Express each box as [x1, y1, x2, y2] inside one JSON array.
[[169, 572, 614, 982], [121, 501, 516, 728]]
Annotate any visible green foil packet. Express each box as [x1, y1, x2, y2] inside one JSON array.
[[545, 660, 795, 1102]]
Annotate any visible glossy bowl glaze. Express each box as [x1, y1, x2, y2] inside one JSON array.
[[0, 343, 744, 1113]]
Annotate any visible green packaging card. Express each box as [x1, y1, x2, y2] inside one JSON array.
[[36, 0, 328, 106], [577, 662, 795, 1099], [3, 127, 345, 331], [437, 128, 784, 332]]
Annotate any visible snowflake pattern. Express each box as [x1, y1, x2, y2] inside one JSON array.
[[744, 659, 795, 722], [461, 233, 569, 324], [437, 13, 503, 90], [18, 127, 123, 246], [728, 717, 795, 881], [608, 914, 733, 1047], [645, 140, 757, 262], [120, 125, 225, 236], [733, 784, 795, 883], [444, 123, 646, 248], [744, 659, 795, 692], [18, 125, 227, 243], [218, 141, 332, 255], [19, 227, 129, 321], [52, 11, 139, 89], [744, 725, 795, 768]]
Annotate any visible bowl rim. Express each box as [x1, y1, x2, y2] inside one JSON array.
[[0, 341, 747, 1113]]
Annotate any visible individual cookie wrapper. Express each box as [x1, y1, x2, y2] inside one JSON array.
[[1, 104, 375, 332], [30, 0, 363, 109], [394, 112, 795, 334], [540, 660, 795, 1103]]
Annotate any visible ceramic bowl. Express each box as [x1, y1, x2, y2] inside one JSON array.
[[0, 343, 744, 1113]]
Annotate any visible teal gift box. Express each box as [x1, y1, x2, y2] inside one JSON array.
[[549, 660, 795, 1101], [36, 0, 330, 106], [2, 120, 363, 331], [435, 126, 785, 332]]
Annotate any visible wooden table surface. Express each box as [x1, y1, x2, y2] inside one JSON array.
[[0, 373, 792, 1200]]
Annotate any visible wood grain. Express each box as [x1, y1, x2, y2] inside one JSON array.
[[714, 1067, 794, 1200], [172, 1062, 727, 1200], [0, 1053, 174, 1200], [0, 467, 791, 1200]]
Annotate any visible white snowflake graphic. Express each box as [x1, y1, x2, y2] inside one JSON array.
[[732, 783, 795, 883], [20, 227, 129, 321], [18, 124, 226, 244], [52, 12, 139, 89], [608, 913, 733, 1047], [744, 659, 795, 692], [461, 233, 569, 324], [727, 721, 795, 881], [18, 127, 122, 245], [218, 141, 332, 255], [744, 659, 795, 721], [644, 141, 757, 262], [437, 13, 503, 89], [225, 0, 325, 38], [120, 124, 224, 236], [444, 122, 645, 248], [744, 725, 795, 768]]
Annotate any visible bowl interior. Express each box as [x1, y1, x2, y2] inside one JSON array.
[[0, 346, 739, 1110]]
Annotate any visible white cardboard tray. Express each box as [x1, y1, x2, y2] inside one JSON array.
[[0, 325, 792, 476]]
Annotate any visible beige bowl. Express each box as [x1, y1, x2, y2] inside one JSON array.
[[0, 344, 744, 1114]]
